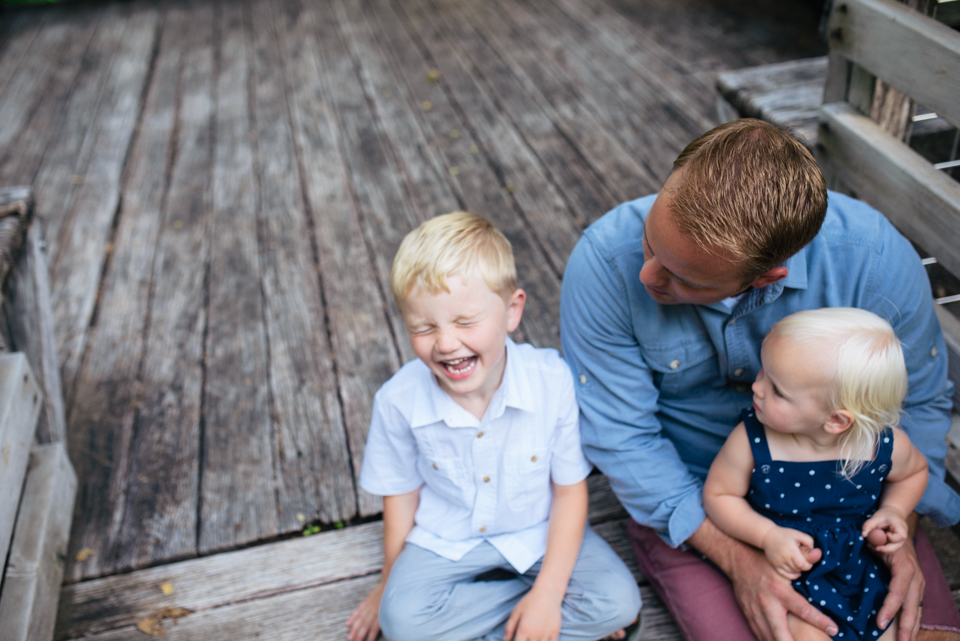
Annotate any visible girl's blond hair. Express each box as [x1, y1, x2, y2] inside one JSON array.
[[767, 307, 908, 477], [390, 212, 516, 308]]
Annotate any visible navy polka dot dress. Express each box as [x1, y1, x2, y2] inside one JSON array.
[[742, 408, 893, 640]]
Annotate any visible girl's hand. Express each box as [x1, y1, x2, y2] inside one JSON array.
[[761, 525, 818, 580], [862, 506, 909, 554], [504, 586, 563, 641], [346, 581, 385, 641]]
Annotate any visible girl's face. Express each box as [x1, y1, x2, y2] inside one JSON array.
[[752, 332, 835, 439]]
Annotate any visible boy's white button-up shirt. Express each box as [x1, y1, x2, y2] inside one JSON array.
[[360, 338, 591, 573]]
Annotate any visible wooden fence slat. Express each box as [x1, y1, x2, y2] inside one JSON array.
[[272, 0, 404, 517], [49, 3, 160, 399], [825, 0, 960, 129], [817, 103, 960, 280], [55, 521, 383, 640], [63, 2, 179, 583], [247, 0, 357, 527], [199, 0, 278, 555], [110, 0, 213, 573], [0, 442, 76, 641], [0, 353, 43, 568]]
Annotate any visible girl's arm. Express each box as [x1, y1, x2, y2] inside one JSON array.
[[862, 429, 928, 553], [504, 478, 588, 641], [346, 487, 421, 641], [703, 423, 816, 580]]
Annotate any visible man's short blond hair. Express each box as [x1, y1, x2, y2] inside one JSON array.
[[671, 119, 827, 278], [391, 212, 517, 307]]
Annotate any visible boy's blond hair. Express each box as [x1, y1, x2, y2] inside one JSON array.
[[767, 307, 908, 477], [391, 212, 517, 308], [671, 119, 828, 280]]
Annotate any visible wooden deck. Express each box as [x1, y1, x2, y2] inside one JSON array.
[[12, 0, 949, 636]]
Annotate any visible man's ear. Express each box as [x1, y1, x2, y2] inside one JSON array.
[[749, 267, 789, 290], [506, 289, 526, 332], [824, 409, 856, 435]]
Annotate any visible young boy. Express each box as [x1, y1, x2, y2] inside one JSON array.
[[346, 212, 641, 641]]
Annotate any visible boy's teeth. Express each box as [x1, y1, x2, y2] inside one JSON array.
[[443, 356, 476, 373]]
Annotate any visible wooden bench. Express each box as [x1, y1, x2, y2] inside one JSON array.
[[0, 186, 77, 641]]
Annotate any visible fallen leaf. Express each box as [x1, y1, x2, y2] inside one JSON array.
[[296, 513, 306, 523], [421, 101, 433, 111], [172, 220, 183, 229], [75, 548, 95, 562], [449, 167, 460, 176], [449, 129, 460, 139], [160, 582, 174, 596], [426, 69, 441, 83], [136, 607, 192, 636], [505, 186, 515, 194], [469, 145, 479, 154]]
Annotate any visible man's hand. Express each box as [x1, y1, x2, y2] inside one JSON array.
[[761, 525, 818, 580], [690, 517, 837, 641], [504, 586, 563, 641], [876, 513, 925, 641]]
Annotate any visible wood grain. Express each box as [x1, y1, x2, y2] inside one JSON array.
[[63, 1, 180, 583], [247, 0, 356, 527], [199, 0, 278, 555]]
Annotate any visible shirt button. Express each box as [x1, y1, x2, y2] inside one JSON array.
[[579, 374, 587, 384], [477, 431, 484, 438], [729, 319, 737, 325], [432, 462, 438, 470], [531, 456, 537, 462], [931, 347, 938, 357], [736, 384, 749, 394], [734, 368, 744, 377], [669, 359, 680, 370], [480, 526, 487, 532], [483, 476, 490, 483]]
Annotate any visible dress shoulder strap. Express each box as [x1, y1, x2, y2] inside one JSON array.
[[741, 408, 773, 464]]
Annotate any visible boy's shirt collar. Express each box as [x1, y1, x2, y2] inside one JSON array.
[[410, 337, 534, 429]]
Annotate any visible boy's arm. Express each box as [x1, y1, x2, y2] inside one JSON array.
[[346, 487, 420, 641], [504, 478, 588, 641], [703, 424, 816, 579]]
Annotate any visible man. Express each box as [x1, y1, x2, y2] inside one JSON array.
[[561, 119, 960, 641]]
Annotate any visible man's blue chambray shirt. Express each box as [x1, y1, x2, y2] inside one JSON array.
[[560, 191, 960, 548]]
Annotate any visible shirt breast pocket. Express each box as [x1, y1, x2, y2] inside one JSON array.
[[505, 449, 551, 511], [417, 436, 469, 507], [644, 342, 718, 399]]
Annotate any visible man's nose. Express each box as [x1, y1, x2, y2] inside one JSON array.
[[639, 256, 667, 287]]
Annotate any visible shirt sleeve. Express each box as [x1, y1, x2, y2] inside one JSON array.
[[548, 362, 593, 487], [358, 389, 425, 497], [560, 232, 707, 546], [868, 230, 960, 526]]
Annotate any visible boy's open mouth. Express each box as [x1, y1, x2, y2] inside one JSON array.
[[441, 356, 478, 376]]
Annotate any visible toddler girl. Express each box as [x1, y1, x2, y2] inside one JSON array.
[[703, 307, 929, 640]]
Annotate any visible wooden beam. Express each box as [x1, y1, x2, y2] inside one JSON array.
[[0, 353, 43, 571], [816, 103, 960, 280], [0, 442, 76, 641], [824, 0, 960, 128]]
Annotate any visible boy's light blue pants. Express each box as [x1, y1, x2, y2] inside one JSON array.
[[379, 526, 641, 641]]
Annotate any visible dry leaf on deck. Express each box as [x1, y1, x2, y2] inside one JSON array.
[[75, 548, 95, 562], [160, 582, 174, 596], [136, 607, 192, 636]]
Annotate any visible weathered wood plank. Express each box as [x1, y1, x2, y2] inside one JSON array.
[[817, 103, 960, 280], [825, 0, 960, 129], [56, 521, 383, 640], [587, 473, 629, 524], [199, 0, 278, 555], [0, 442, 76, 641], [272, 0, 403, 517], [0, 10, 47, 104], [63, 1, 179, 583], [0, 7, 102, 187], [716, 56, 828, 144], [3, 217, 67, 444], [248, 0, 357, 527], [935, 305, 960, 412], [0, 353, 43, 570], [360, 0, 563, 349], [49, 3, 159, 400], [396, 0, 586, 275], [110, 0, 213, 573], [450, 0, 659, 210]]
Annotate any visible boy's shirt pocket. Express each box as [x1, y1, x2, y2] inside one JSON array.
[[504, 446, 551, 511], [415, 427, 473, 508]]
